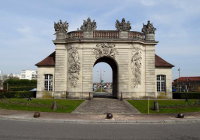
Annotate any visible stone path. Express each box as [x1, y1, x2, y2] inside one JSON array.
[[72, 98, 140, 114]]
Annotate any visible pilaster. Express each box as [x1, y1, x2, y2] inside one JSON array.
[[145, 45, 156, 97], [54, 41, 67, 98], [119, 31, 128, 39]]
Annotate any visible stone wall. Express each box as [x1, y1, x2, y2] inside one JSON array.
[[155, 67, 173, 98], [37, 41, 159, 99], [54, 43, 67, 98], [64, 42, 156, 99], [36, 67, 54, 98]]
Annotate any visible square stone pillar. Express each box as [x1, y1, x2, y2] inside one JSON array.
[[83, 31, 93, 38], [145, 45, 156, 97], [53, 40, 67, 98], [119, 31, 128, 39]]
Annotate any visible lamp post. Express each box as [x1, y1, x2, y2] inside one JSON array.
[[97, 70, 105, 92]]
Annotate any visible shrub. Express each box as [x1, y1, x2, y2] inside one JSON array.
[[3, 79, 36, 91], [173, 92, 200, 99], [0, 91, 34, 98]]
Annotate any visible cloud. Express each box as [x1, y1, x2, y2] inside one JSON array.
[[156, 45, 200, 56], [0, 0, 199, 77], [139, 0, 158, 6]]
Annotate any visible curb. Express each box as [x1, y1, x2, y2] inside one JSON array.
[[1, 115, 200, 124], [71, 100, 89, 114], [123, 100, 141, 114]]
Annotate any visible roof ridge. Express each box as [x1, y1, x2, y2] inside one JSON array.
[[36, 52, 174, 68]]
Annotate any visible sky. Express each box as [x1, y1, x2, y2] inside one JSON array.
[[0, 0, 200, 82]]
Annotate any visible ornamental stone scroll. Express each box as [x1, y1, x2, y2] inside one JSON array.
[[54, 20, 69, 40], [131, 46, 142, 87], [115, 18, 131, 31], [93, 43, 118, 59]]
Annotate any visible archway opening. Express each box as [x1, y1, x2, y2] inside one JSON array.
[[93, 56, 118, 98]]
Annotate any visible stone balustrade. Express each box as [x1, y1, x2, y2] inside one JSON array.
[[128, 31, 145, 40], [93, 30, 119, 39], [68, 31, 83, 39], [66, 30, 145, 40]]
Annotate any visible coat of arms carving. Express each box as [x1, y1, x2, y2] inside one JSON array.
[[93, 43, 118, 59]]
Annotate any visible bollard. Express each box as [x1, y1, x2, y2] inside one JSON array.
[[177, 113, 184, 118], [153, 101, 159, 112], [106, 113, 113, 119], [89, 92, 91, 100], [51, 100, 57, 111], [120, 92, 123, 101], [33, 112, 40, 118]]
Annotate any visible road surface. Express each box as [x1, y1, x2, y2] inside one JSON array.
[[0, 119, 200, 140]]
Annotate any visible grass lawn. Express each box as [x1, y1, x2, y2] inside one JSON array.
[[128, 99, 200, 114], [0, 98, 84, 113]]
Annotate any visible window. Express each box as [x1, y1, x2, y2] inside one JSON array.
[[44, 74, 53, 91], [157, 75, 166, 92]]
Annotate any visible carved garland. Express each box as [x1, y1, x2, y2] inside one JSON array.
[[68, 46, 80, 87], [131, 46, 142, 87], [93, 43, 117, 59]]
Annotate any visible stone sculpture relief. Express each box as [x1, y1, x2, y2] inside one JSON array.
[[68, 46, 80, 87], [115, 18, 131, 31], [54, 20, 69, 33], [80, 18, 97, 32], [93, 43, 118, 59], [131, 46, 142, 87], [142, 20, 156, 34]]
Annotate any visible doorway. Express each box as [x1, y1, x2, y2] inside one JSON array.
[[93, 56, 118, 98]]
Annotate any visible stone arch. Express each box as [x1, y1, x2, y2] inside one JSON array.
[[93, 56, 118, 98]]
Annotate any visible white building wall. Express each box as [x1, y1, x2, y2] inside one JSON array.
[[20, 70, 37, 80], [54, 43, 67, 98], [155, 67, 173, 98], [36, 67, 54, 98]]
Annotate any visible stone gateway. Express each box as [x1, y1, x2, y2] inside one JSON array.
[[36, 18, 174, 99]]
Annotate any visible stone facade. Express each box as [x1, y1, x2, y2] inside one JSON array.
[[155, 67, 173, 98], [36, 18, 174, 99]]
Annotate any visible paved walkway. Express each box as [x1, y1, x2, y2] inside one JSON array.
[[1, 109, 200, 124], [72, 98, 140, 114]]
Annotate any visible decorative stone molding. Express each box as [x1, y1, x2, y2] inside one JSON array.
[[68, 46, 80, 87], [142, 20, 156, 34], [54, 20, 68, 33], [115, 18, 131, 31], [93, 43, 117, 59], [131, 46, 142, 87], [80, 18, 97, 32], [54, 20, 68, 40]]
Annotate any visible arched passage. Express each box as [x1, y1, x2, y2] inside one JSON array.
[[93, 56, 118, 98]]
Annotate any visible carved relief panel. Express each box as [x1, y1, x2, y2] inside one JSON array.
[[68, 46, 80, 87], [131, 46, 142, 87], [93, 43, 118, 59]]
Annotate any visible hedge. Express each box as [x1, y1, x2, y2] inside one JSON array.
[[0, 91, 35, 98], [6, 86, 36, 91], [173, 92, 200, 99], [3, 79, 36, 91]]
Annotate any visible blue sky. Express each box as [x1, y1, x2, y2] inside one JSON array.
[[0, 0, 200, 82]]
